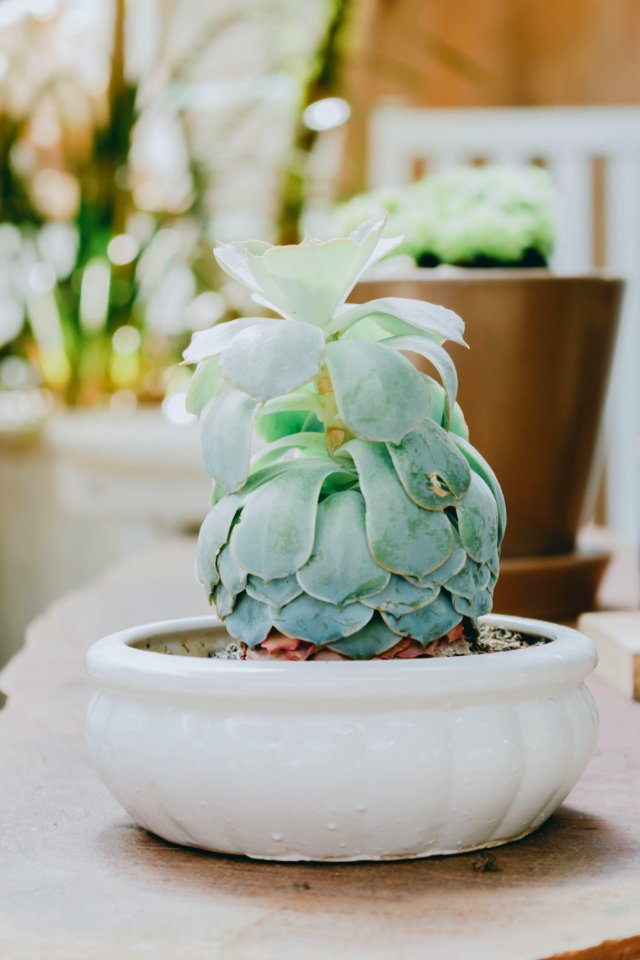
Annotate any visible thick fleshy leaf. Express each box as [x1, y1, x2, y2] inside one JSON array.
[[335, 297, 466, 345], [344, 440, 453, 578], [487, 550, 500, 577], [445, 559, 490, 600], [382, 335, 458, 429], [453, 435, 507, 540], [387, 418, 471, 510], [274, 593, 373, 644], [217, 545, 248, 597], [213, 583, 234, 618], [240, 219, 389, 327], [183, 317, 278, 364], [261, 392, 324, 418], [201, 388, 259, 492], [245, 575, 303, 611], [452, 588, 493, 618], [230, 461, 346, 580], [326, 340, 429, 443], [186, 357, 223, 415], [456, 472, 500, 564], [361, 574, 439, 614], [328, 616, 401, 659], [214, 240, 271, 292], [225, 593, 273, 648], [250, 431, 326, 473], [296, 491, 389, 605], [431, 528, 467, 583], [195, 495, 243, 593], [220, 320, 324, 400], [382, 591, 461, 644], [256, 409, 324, 442]]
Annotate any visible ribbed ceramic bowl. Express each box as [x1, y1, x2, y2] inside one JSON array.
[[86, 614, 598, 861]]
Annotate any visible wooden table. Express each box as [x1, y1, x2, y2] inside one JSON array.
[[1, 538, 639, 960]]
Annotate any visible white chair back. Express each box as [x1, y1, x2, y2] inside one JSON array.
[[369, 105, 640, 543]]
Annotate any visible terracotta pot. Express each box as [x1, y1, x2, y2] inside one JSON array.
[[355, 270, 623, 559]]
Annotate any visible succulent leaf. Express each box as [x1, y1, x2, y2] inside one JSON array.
[[217, 545, 248, 597], [245, 574, 303, 611], [220, 320, 324, 400], [225, 593, 273, 647], [361, 574, 439, 614], [336, 297, 466, 345], [382, 591, 461, 643], [456, 472, 500, 564], [195, 495, 243, 593], [345, 440, 454, 577], [273, 593, 373, 644], [452, 587, 493, 618], [328, 616, 401, 659], [445, 558, 491, 599], [296, 491, 390, 605], [183, 317, 279, 365], [185, 357, 223, 416], [387, 418, 471, 509], [213, 583, 235, 618], [453, 435, 507, 539], [383, 335, 458, 429], [200, 388, 259, 493], [326, 340, 430, 443], [230, 460, 351, 581]]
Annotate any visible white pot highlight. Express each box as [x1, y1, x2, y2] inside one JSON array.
[[85, 614, 598, 861]]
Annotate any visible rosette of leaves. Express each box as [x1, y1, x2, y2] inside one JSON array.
[[185, 219, 505, 660]]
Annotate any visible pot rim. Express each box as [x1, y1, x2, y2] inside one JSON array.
[[86, 614, 597, 706], [359, 266, 624, 284]]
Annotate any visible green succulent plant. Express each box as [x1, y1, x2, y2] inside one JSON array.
[[186, 218, 505, 660]]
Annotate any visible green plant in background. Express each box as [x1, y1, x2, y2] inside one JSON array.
[[186, 218, 505, 660], [333, 165, 557, 268]]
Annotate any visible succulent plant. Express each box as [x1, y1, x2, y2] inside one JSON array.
[[333, 165, 556, 268], [186, 218, 505, 660]]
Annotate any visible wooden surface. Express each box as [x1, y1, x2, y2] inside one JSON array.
[[1, 538, 639, 960]]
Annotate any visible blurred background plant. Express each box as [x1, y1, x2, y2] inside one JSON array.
[[333, 165, 557, 268], [0, 0, 349, 412]]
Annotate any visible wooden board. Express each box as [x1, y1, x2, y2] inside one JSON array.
[[579, 611, 640, 700], [1, 538, 639, 960]]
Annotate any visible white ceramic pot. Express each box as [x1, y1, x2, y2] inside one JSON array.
[[85, 614, 598, 862]]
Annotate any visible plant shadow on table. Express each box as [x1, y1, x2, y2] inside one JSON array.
[[98, 805, 638, 904]]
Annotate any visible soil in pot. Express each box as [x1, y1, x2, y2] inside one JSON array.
[[134, 623, 548, 661]]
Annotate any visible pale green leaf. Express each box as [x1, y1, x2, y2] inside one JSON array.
[[274, 593, 373, 644], [186, 357, 223, 416], [195, 495, 243, 593], [343, 440, 454, 578], [230, 460, 347, 580], [456, 472, 500, 564], [453, 435, 506, 540], [245, 575, 303, 611], [382, 335, 458, 429], [217, 545, 248, 597], [445, 559, 490, 600], [452, 588, 493, 618], [328, 616, 400, 658], [243, 219, 388, 326], [225, 593, 273, 648], [382, 591, 461, 643], [387, 418, 471, 509], [183, 317, 278, 364], [326, 340, 429, 442], [431, 528, 467, 583], [334, 297, 466, 345], [213, 583, 234, 618], [296, 491, 389, 605], [200, 387, 259, 493], [361, 574, 439, 614], [220, 320, 324, 400]]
